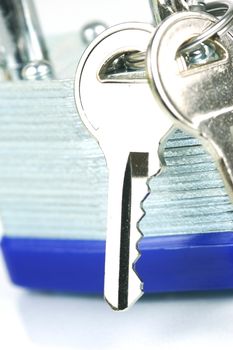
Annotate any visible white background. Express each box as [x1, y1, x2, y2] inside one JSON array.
[[35, 0, 153, 35], [1, 1, 233, 349], [1, 252, 233, 350]]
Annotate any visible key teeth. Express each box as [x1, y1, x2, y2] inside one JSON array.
[[132, 177, 151, 294]]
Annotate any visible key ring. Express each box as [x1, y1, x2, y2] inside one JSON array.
[[126, 0, 233, 68], [180, 0, 233, 53]]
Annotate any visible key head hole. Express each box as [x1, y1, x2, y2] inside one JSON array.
[[98, 50, 146, 82], [176, 38, 228, 74]]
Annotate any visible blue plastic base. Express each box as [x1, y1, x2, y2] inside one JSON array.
[[2, 232, 233, 294]]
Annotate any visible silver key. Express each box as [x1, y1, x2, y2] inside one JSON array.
[[75, 23, 173, 311], [147, 11, 233, 203]]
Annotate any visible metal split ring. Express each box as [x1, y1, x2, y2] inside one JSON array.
[[125, 0, 233, 68], [180, 0, 233, 52]]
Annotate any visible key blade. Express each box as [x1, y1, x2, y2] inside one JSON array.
[[104, 152, 149, 311]]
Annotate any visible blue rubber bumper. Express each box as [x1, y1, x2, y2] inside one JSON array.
[[2, 232, 233, 294]]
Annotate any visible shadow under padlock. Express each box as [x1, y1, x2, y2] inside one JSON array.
[[1, 0, 233, 297]]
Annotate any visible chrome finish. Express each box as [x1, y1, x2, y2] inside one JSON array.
[[21, 60, 52, 80], [126, 0, 233, 72], [81, 21, 107, 45], [149, 0, 188, 24], [98, 50, 147, 82], [188, 0, 206, 12], [147, 11, 233, 203], [0, 0, 53, 80], [183, 39, 223, 67], [180, 0, 233, 53], [149, 0, 233, 53], [75, 23, 173, 311], [124, 51, 146, 70]]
